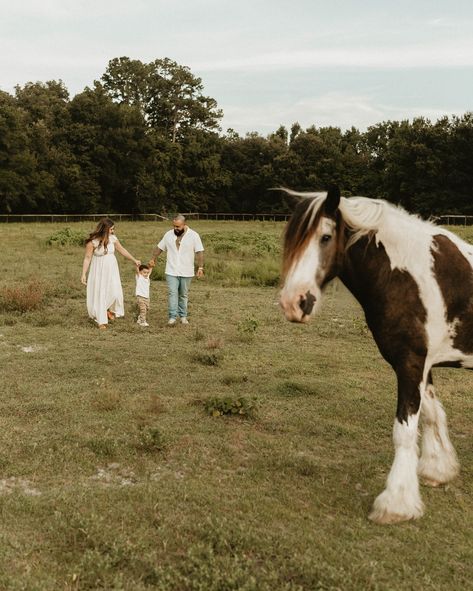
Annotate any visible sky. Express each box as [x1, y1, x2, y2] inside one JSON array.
[[1, 0, 472, 136]]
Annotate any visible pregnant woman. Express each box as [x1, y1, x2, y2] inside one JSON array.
[[81, 218, 140, 329]]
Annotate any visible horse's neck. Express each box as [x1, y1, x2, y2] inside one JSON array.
[[339, 236, 392, 310]]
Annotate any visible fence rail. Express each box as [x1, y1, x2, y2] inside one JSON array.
[[434, 215, 473, 226], [1, 212, 471, 225], [0, 212, 291, 223]]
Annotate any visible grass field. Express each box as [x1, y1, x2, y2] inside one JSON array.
[[0, 220, 472, 590]]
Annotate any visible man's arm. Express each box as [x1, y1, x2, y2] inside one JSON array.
[[196, 250, 204, 277], [149, 246, 163, 267]]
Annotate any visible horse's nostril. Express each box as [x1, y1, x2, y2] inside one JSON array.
[[299, 290, 316, 316]]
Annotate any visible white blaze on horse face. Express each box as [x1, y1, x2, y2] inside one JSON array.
[[281, 217, 336, 322]]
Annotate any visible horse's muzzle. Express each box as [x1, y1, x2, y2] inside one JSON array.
[[280, 289, 316, 323], [299, 290, 316, 316]]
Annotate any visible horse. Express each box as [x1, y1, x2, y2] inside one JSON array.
[[279, 185, 471, 524]]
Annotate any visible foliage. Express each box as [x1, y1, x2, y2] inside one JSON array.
[[238, 317, 259, 336], [0, 279, 45, 312], [46, 227, 86, 246], [203, 395, 257, 417], [193, 352, 221, 366], [1, 57, 473, 217], [135, 426, 167, 453]]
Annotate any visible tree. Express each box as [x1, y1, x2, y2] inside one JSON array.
[[101, 57, 222, 142], [0, 91, 37, 213], [14, 80, 72, 212], [66, 84, 153, 213]]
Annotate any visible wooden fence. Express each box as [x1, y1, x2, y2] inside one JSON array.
[[0, 212, 291, 223], [433, 215, 473, 226], [0, 212, 471, 225]]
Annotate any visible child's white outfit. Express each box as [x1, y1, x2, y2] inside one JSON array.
[[136, 273, 150, 326], [87, 234, 124, 325]]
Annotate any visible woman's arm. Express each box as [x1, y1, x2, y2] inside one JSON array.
[[81, 242, 94, 285], [115, 240, 140, 266]]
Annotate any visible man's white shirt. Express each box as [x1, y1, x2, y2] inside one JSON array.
[[157, 228, 204, 277]]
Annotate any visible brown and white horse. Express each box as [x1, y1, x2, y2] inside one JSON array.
[[280, 186, 472, 524]]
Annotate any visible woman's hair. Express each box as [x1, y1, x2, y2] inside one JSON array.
[[86, 218, 114, 253]]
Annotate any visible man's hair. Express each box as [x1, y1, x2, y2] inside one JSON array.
[[173, 214, 186, 223], [139, 264, 150, 271]]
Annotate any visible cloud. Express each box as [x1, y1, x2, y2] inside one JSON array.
[[220, 92, 467, 135], [196, 42, 473, 72]]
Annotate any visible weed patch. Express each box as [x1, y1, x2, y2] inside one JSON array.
[[46, 227, 86, 247], [193, 352, 222, 366], [0, 279, 46, 313], [238, 317, 258, 338], [204, 395, 257, 417], [134, 426, 167, 453]]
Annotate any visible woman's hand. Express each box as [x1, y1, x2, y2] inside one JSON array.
[[81, 274, 87, 286]]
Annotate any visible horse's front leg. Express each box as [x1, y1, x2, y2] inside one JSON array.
[[369, 360, 425, 524]]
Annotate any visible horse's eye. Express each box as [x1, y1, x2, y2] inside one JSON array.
[[321, 234, 332, 244]]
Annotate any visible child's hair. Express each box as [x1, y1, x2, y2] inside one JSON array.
[[139, 264, 150, 271]]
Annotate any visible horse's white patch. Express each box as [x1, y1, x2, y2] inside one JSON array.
[[419, 385, 459, 485], [370, 413, 424, 523], [281, 216, 336, 318], [339, 197, 472, 367]]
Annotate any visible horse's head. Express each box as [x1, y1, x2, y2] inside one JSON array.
[[280, 186, 343, 323]]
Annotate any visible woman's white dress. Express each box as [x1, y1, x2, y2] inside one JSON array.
[[87, 235, 124, 325]]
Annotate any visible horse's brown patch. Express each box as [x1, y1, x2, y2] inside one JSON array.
[[432, 234, 473, 353], [340, 237, 428, 422]]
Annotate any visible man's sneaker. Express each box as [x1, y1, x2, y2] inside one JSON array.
[[180, 317, 189, 325], [168, 318, 177, 325], [137, 319, 149, 327]]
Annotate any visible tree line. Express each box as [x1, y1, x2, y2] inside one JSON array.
[[1, 56, 472, 217]]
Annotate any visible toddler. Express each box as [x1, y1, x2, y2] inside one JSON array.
[[136, 264, 151, 327]]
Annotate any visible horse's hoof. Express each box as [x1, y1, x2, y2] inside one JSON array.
[[421, 478, 442, 487], [369, 507, 423, 524], [369, 491, 424, 524]]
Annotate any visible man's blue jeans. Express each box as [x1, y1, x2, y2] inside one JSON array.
[[165, 275, 193, 320]]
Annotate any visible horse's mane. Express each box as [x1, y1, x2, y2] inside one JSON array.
[[284, 190, 438, 247], [282, 189, 449, 274]]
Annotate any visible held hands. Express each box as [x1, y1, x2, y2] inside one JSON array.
[[148, 259, 156, 268]]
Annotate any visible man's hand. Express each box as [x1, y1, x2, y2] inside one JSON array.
[[196, 267, 204, 279]]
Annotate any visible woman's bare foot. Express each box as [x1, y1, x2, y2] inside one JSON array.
[[107, 311, 116, 321], [99, 324, 107, 330]]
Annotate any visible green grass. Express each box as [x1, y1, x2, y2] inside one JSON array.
[[0, 221, 472, 590]]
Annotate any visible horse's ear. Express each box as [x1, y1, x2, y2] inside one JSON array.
[[324, 185, 341, 216]]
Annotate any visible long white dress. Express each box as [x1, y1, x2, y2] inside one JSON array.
[[86, 234, 124, 325]]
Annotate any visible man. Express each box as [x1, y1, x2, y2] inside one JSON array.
[[149, 214, 204, 325]]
